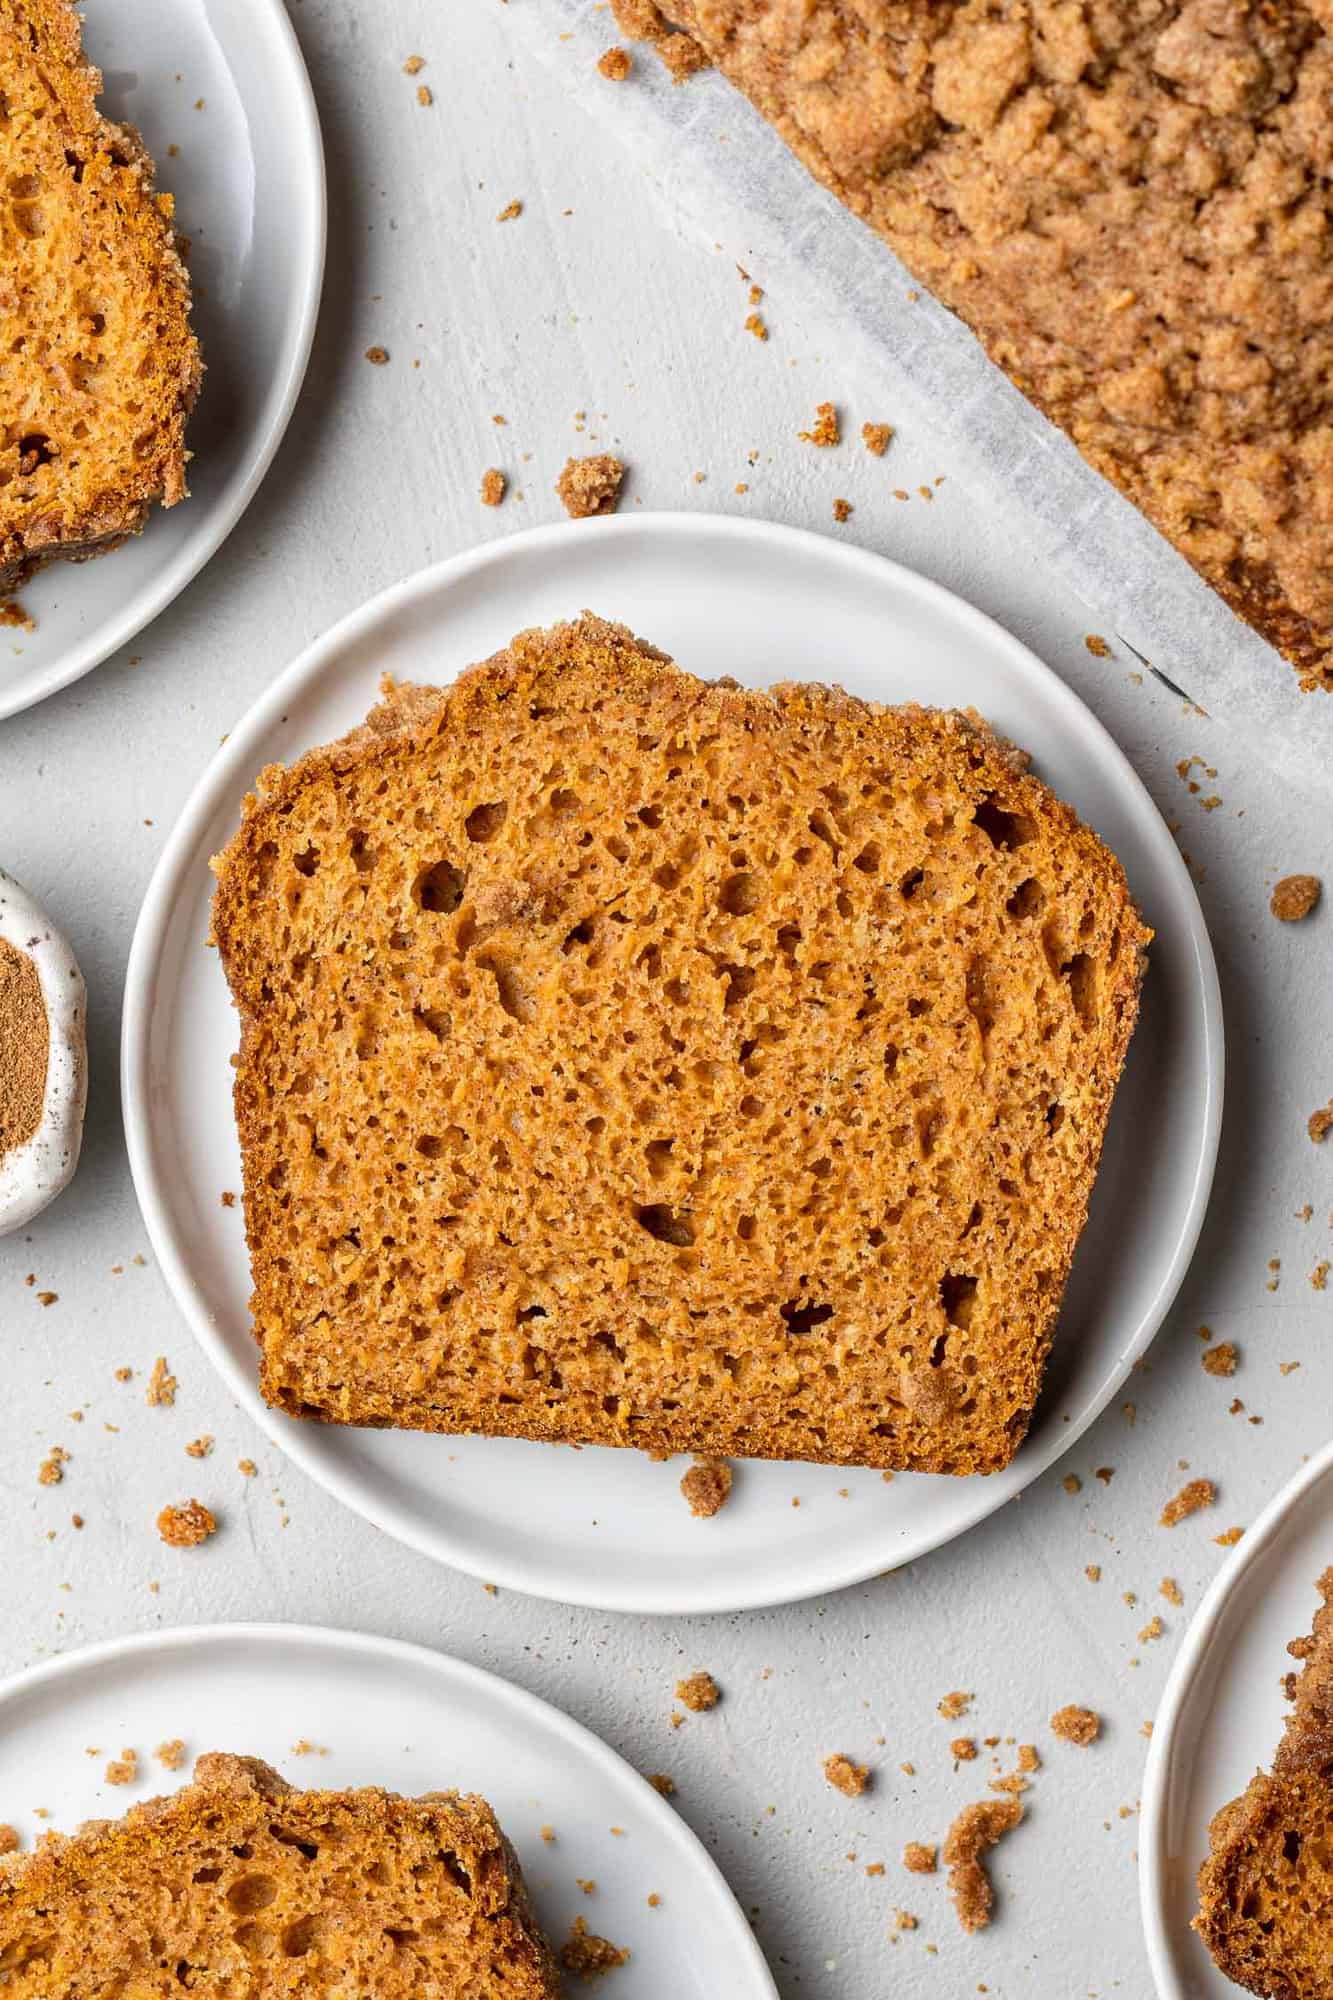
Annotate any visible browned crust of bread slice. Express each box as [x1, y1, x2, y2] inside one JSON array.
[[1196, 1567, 1333, 1997], [0, 1751, 558, 1996], [0, 0, 202, 592], [211, 613, 1149, 1475]]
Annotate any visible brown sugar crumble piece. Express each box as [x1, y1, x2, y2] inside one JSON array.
[[832, 498, 853, 523], [363, 346, 388, 366], [823, 1753, 869, 1798], [1050, 1704, 1101, 1747], [675, 1671, 720, 1713], [937, 1691, 972, 1721], [951, 1737, 978, 1762], [1215, 1525, 1245, 1547], [496, 199, 523, 223], [157, 1500, 217, 1549], [219, 1190, 236, 1208], [37, 1446, 68, 1487], [1085, 1564, 1101, 1582], [556, 454, 624, 520], [1084, 634, 1113, 658], [560, 1915, 630, 1978], [1308, 1103, 1333, 1144], [1270, 874, 1320, 922], [598, 46, 632, 80], [798, 401, 840, 447], [1312, 1261, 1330, 1291], [1202, 1341, 1238, 1377], [480, 467, 506, 509], [861, 422, 893, 456], [402, 54, 425, 74], [184, 1436, 213, 1460], [903, 1841, 937, 1875], [944, 1798, 1023, 1934], [1161, 1477, 1216, 1527], [105, 1750, 137, 1786], [416, 85, 432, 107], [744, 312, 768, 340], [0, 1824, 18, 1856], [146, 1356, 177, 1407], [679, 1457, 732, 1518], [155, 1739, 187, 1770], [1138, 1615, 1165, 1643]]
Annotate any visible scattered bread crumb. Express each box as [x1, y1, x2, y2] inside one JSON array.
[[943, 1798, 1023, 1933], [1085, 1564, 1101, 1582], [675, 1671, 719, 1713], [1202, 1341, 1237, 1377], [1308, 1102, 1333, 1143], [832, 498, 853, 522], [0, 600, 33, 633], [1050, 1705, 1100, 1746], [496, 199, 523, 222], [1062, 1473, 1081, 1495], [37, 1446, 68, 1487], [1312, 1261, 1330, 1291], [540, 1824, 556, 1844], [576, 1877, 596, 1896], [364, 346, 389, 366], [861, 422, 893, 456], [646, 1773, 675, 1797], [744, 312, 768, 340], [105, 1749, 137, 1786], [894, 1908, 918, 1930], [154, 1740, 187, 1770], [680, 1457, 732, 1518], [1215, 1525, 1245, 1547], [480, 467, 506, 508], [238, 1458, 257, 1478], [903, 1841, 937, 1874], [1270, 874, 1320, 922], [798, 402, 840, 447], [220, 1190, 236, 1208], [416, 84, 432, 106], [560, 1916, 630, 1977], [36, 1290, 56, 1307], [1138, 1615, 1165, 1643], [1160, 1478, 1215, 1526], [937, 1691, 972, 1720], [0, 1825, 18, 1855], [157, 1500, 217, 1549], [402, 54, 425, 74], [557, 454, 624, 519], [1084, 634, 1112, 658], [597, 46, 632, 79], [951, 1738, 978, 1762], [185, 1436, 213, 1460], [823, 1753, 869, 1798], [1161, 1577, 1183, 1607]]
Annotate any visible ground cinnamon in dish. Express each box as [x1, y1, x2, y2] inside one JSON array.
[[0, 939, 47, 1161]]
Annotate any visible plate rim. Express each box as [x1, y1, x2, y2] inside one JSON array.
[[121, 509, 1225, 1615], [0, 0, 328, 722], [1139, 1437, 1333, 1999], [0, 1617, 779, 1999]]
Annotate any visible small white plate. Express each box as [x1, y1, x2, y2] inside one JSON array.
[[0, 0, 325, 720], [1141, 1441, 1333, 1998], [123, 513, 1223, 1615], [0, 1622, 775, 1998]]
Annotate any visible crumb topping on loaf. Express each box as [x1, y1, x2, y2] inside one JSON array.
[[0, 1752, 558, 1996], [638, 0, 1333, 689], [0, 0, 201, 592], [211, 614, 1148, 1475]]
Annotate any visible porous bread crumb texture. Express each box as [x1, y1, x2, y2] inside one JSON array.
[[943, 1796, 1022, 1933], [861, 422, 893, 456], [903, 1840, 937, 1874], [0, 1826, 17, 1858], [153, 1740, 186, 1771], [1271, 873, 1321, 921], [1161, 1477, 1215, 1526], [0, 1751, 559, 1997], [556, 455, 624, 519], [0, 0, 201, 593], [675, 1672, 720, 1713], [1050, 1704, 1099, 1746], [823, 1753, 869, 1797], [679, 1456, 732, 1516], [480, 467, 506, 509], [1310, 1103, 1333, 1144], [209, 617, 1148, 1475], [798, 401, 839, 446], [1197, 1567, 1333, 1996], [156, 1500, 216, 1548], [560, 1914, 630, 1977], [1203, 1340, 1238, 1377], [637, 0, 1333, 691], [598, 45, 633, 79], [610, 0, 707, 80], [0, 939, 47, 1160], [938, 1691, 972, 1720]]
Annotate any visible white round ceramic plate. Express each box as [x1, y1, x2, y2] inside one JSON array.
[[0, 0, 325, 720], [123, 513, 1223, 1615], [0, 1622, 775, 1998], [1141, 1441, 1333, 1998]]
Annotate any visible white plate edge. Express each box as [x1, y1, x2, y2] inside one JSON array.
[[0, 0, 328, 721], [1138, 1436, 1333, 1998], [120, 510, 1226, 1616]]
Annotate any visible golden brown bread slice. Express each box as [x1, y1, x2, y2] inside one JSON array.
[[0, 0, 201, 592], [618, 0, 1333, 691], [211, 614, 1148, 1474], [0, 1752, 558, 1996], [1197, 1568, 1333, 1997]]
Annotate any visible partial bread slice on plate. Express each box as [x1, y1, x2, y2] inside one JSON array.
[[0, 0, 201, 592], [0, 1751, 558, 1995], [211, 613, 1149, 1474]]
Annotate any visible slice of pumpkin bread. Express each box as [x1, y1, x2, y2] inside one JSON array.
[[0, 1752, 558, 1995], [211, 613, 1149, 1474], [1197, 1568, 1333, 1997], [0, 0, 201, 592]]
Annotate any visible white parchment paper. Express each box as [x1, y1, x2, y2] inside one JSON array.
[[509, 0, 1327, 786]]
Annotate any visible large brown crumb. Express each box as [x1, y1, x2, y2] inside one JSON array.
[[557, 454, 624, 520], [598, 46, 632, 80], [146, 1355, 177, 1407], [154, 1739, 187, 1770], [105, 1749, 137, 1786], [646, 1773, 675, 1797], [560, 1916, 630, 1977], [951, 1737, 978, 1761], [1309, 1103, 1333, 1144], [1202, 1342, 1238, 1377], [680, 1457, 732, 1518], [1271, 874, 1320, 922], [363, 345, 389, 366], [0, 1824, 19, 1856], [480, 467, 506, 509], [823, 1753, 869, 1798], [157, 1500, 217, 1549], [675, 1671, 719, 1713], [943, 1797, 1023, 1933], [861, 422, 893, 456], [37, 1446, 68, 1487], [185, 1435, 213, 1459], [903, 1841, 937, 1874], [1084, 634, 1113, 658], [1161, 1478, 1216, 1527], [1050, 1705, 1100, 1747], [798, 401, 840, 447]]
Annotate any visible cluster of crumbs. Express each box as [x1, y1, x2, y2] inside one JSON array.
[[1161, 1479, 1216, 1526], [157, 1500, 217, 1548], [609, 0, 708, 81], [155, 1740, 187, 1770], [557, 454, 624, 519], [0, 1824, 18, 1856], [903, 1841, 937, 1874], [1050, 1705, 1100, 1747], [105, 1749, 137, 1787], [674, 1671, 720, 1714], [798, 402, 840, 447], [943, 1798, 1023, 1933], [560, 1916, 630, 1977], [823, 1753, 869, 1798]]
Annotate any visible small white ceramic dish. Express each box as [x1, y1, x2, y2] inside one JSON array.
[[0, 1621, 776, 1998], [123, 513, 1223, 1615], [0, 0, 325, 721], [1141, 1441, 1333, 1999]]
